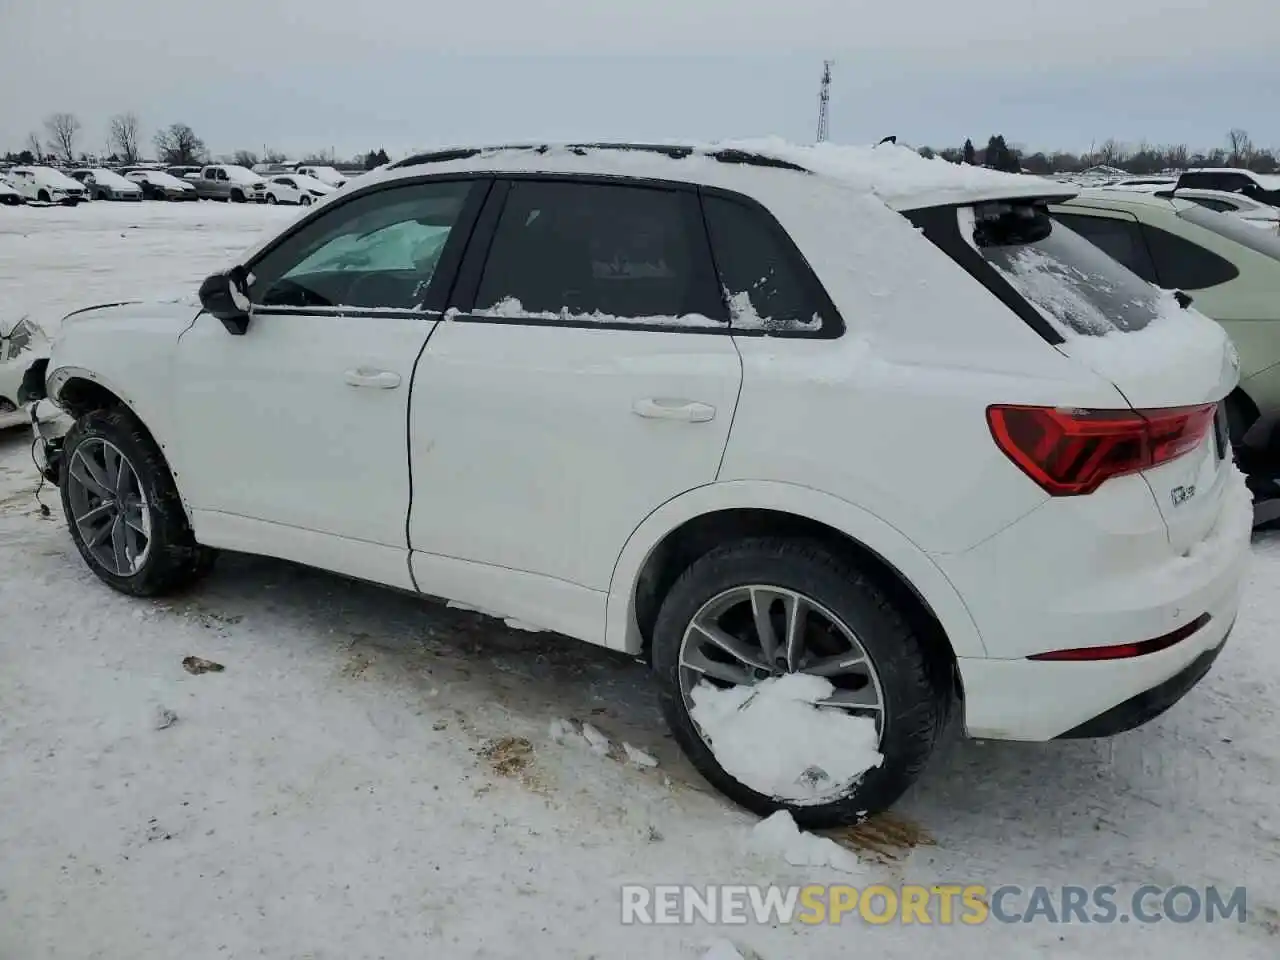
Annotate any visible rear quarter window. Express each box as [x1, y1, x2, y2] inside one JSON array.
[[1141, 223, 1240, 290], [1179, 204, 1280, 262]]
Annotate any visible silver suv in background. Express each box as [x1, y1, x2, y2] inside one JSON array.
[[193, 164, 267, 203]]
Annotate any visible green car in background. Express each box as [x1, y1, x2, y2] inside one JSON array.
[[1050, 190, 1280, 472]]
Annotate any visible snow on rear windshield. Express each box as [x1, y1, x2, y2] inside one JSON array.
[[967, 205, 1161, 337]]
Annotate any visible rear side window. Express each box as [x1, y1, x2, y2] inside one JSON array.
[[1188, 197, 1236, 213], [1051, 212, 1158, 284], [701, 194, 834, 334], [1179, 203, 1280, 262], [1141, 224, 1239, 290], [970, 203, 1163, 336], [474, 180, 724, 325]]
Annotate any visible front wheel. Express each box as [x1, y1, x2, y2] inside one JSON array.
[[37, 189, 50, 203], [300, 195, 312, 206], [230, 189, 244, 203], [652, 537, 946, 827], [60, 407, 215, 596], [266, 193, 277, 204]]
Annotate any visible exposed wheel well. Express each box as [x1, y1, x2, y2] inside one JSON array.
[[58, 377, 127, 420], [632, 508, 960, 699]]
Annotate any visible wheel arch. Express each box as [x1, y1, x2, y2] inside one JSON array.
[[604, 481, 987, 667]]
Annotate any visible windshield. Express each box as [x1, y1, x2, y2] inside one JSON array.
[[968, 202, 1162, 336], [1179, 204, 1280, 261]]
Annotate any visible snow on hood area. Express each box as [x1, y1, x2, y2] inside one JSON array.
[[689, 673, 882, 805]]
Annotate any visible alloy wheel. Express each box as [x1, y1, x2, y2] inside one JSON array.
[[677, 584, 886, 745], [65, 437, 152, 576]]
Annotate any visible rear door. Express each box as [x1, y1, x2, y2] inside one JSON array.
[[407, 176, 742, 592]]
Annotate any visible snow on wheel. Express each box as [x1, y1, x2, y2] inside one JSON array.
[[652, 537, 945, 827]]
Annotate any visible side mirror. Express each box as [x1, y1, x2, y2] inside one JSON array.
[[199, 266, 252, 335]]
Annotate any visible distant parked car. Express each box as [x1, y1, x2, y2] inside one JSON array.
[[165, 165, 203, 182], [1176, 168, 1280, 208], [1157, 188, 1280, 232], [295, 165, 348, 188], [0, 173, 23, 205], [265, 174, 334, 206], [193, 164, 267, 202], [252, 162, 299, 175], [70, 168, 144, 201], [126, 169, 199, 201], [1051, 189, 1280, 455], [7, 167, 86, 205]]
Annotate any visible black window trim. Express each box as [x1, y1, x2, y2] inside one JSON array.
[[243, 172, 494, 321], [1138, 220, 1241, 291], [446, 172, 735, 336], [904, 203, 1066, 346]]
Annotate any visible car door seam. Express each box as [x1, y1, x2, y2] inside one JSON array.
[[716, 335, 746, 481], [404, 317, 442, 592]]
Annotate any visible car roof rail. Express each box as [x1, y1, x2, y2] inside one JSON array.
[[387, 142, 811, 174]]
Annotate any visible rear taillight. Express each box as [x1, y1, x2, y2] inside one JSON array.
[[987, 402, 1218, 496]]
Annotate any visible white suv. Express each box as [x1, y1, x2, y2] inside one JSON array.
[[25, 141, 1252, 824]]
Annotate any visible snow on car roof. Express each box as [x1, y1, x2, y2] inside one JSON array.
[[366, 138, 1074, 211]]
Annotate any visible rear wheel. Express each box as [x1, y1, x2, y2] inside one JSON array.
[[652, 537, 946, 827], [60, 407, 215, 597]]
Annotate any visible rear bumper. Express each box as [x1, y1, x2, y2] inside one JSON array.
[[944, 467, 1253, 741], [1056, 625, 1233, 738]]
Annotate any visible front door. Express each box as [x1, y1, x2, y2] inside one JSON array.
[[408, 177, 742, 597], [169, 177, 487, 586]]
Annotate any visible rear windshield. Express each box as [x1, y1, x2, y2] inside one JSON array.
[[1178, 204, 1280, 261], [967, 203, 1162, 336]]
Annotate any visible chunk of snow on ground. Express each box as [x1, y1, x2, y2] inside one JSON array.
[[622, 742, 659, 769], [702, 939, 759, 960], [548, 717, 577, 744], [689, 673, 881, 804], [502, 617, 544, 633], [580, 722, 611, 756], [749, 811, 863, 874]]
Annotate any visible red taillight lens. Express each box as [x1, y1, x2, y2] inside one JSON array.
[[987, 402, 1218, 496]]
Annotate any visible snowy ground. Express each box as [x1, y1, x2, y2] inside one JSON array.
[[2, 202, 1279, 958]]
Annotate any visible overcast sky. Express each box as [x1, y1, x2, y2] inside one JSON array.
[[2, 0, 1277, 161]]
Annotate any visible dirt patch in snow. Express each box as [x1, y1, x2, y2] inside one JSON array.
[[479, 736, 535, 778], [826, 812, 935, 862]]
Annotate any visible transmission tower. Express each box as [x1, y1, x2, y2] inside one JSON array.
[[816, 60, 833, 143]]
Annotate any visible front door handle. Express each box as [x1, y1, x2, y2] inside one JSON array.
[[632, 398, 716, 422], [344, 368, 401, 389]]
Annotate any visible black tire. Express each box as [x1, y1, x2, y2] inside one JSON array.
[[37, 189, 50, 203], [266, 193, 277, 204], [231, 189, 244, 203], [300, 195, 312, 206], [59, 407, 215, 597], [652, 537, 945, 827]]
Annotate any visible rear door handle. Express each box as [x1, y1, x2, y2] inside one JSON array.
[[632, 398, 716, 422], [344, 368, 401, 389]]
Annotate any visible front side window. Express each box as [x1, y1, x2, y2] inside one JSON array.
[[248, 179, 475, 311], [473, 180, 723, 325], [702, 194, 833, 334], [971, 203, 1163, 336]]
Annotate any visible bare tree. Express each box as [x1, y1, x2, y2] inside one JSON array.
[[232, 149, 259, 167], [1162, 143, 1189, 171], [302, 148, 336, 165], [44, 112, 81, 163], [153, 123, 207, 166], [108, 113, 142, 164], [1096, 138, 1128, 167], [1227, 128, 1254, 167], [25, 131, 43, 161], [263, 148, 288, 164]]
